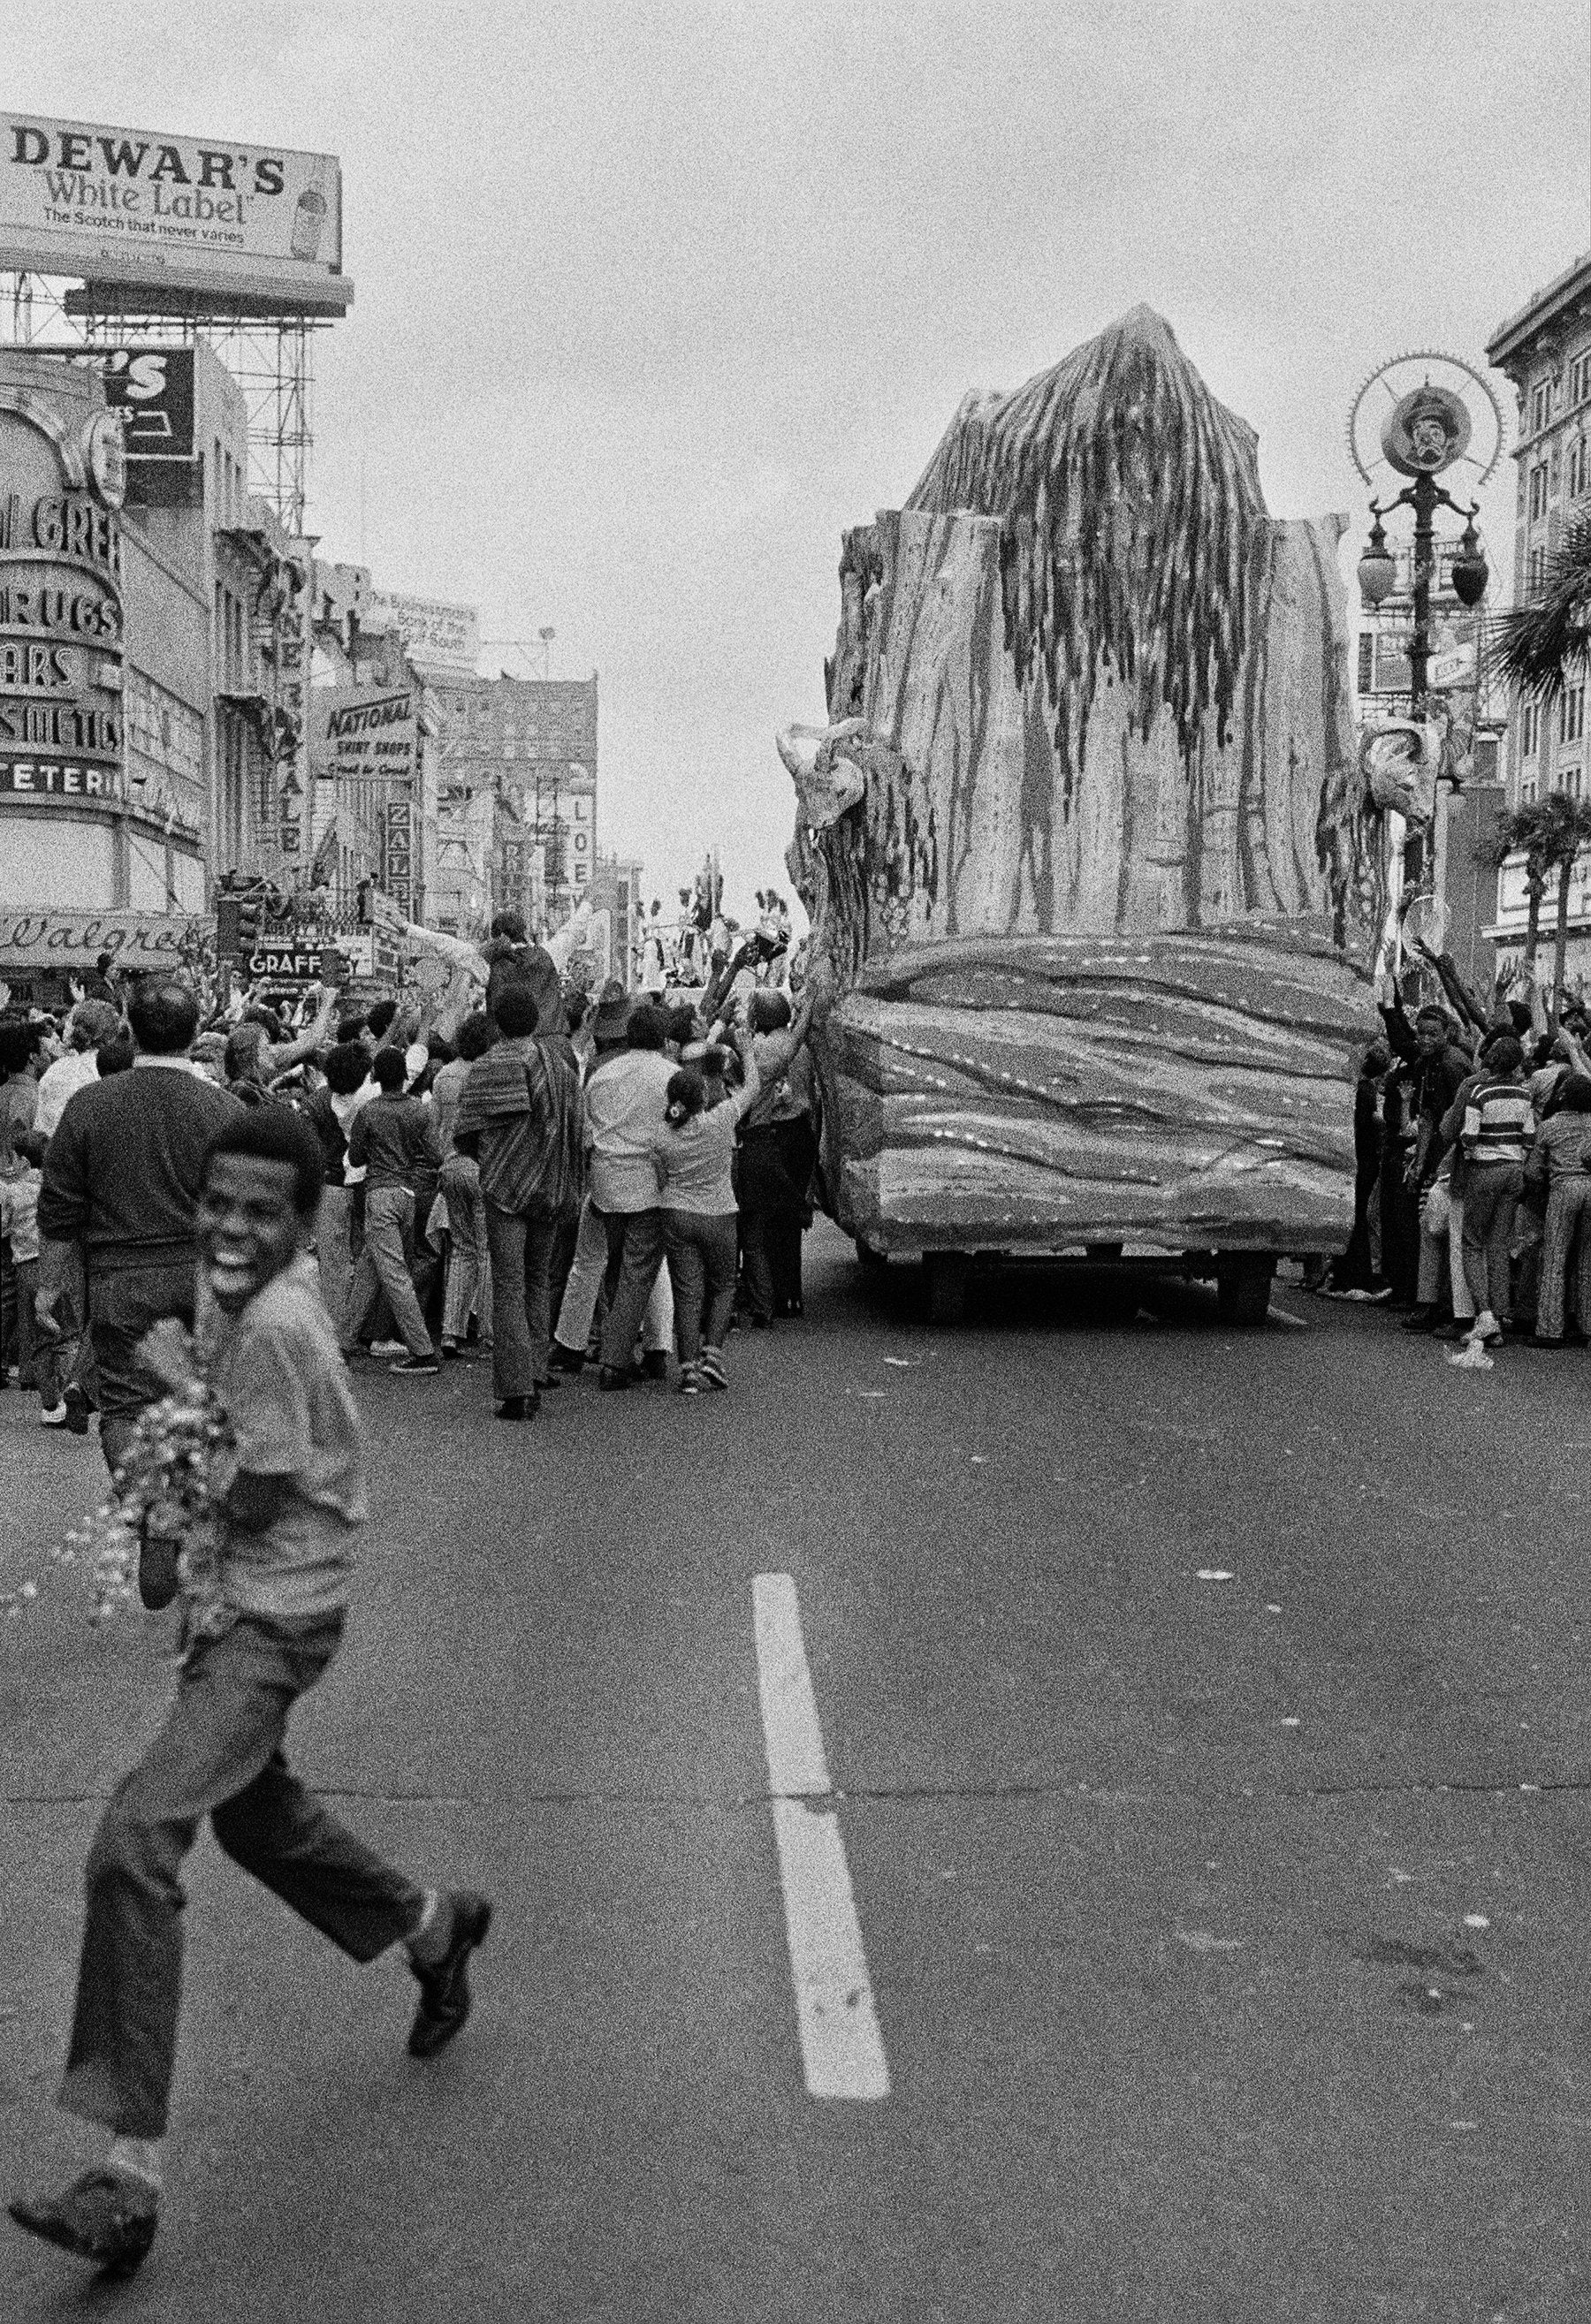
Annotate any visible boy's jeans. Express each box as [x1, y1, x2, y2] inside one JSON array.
[[60, 1613, 424, 2138]]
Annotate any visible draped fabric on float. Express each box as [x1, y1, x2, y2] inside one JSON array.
[[784, 305, 1382, 1255]]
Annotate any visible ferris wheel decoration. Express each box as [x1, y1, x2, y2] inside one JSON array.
[[1346, 353, 1504, 495]]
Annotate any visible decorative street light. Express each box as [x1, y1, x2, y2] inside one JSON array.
[[1348, 364, 1498, 717], [1347, 359, 1503, 974], [1358, 461, 1488, 717]]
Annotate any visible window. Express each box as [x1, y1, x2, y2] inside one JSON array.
[[1564, 687, 1587, 746], [1563, 764, 1584, 799], [1530, 462, 1549, 520], [1522, 772, 1539, 804], [1357, 632, 1373, 694], [1529, 545, 1548, 591], [1573, 353, 1591, 407], [1522, 702, 1541, 757], [1533, 380, 1553, 434], [1573, 437, 1591, 498]]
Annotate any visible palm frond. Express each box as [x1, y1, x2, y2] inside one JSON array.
[[1485, 509, 1591, 709]]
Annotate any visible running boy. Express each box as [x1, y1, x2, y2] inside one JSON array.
[[10, 1107, 491, 2278]]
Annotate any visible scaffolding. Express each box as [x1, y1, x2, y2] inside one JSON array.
[[1, 270, 321, 530]]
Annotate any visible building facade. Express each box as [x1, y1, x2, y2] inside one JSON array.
[[430, 672, 598, 938], [1485, 249, 1591, 985]]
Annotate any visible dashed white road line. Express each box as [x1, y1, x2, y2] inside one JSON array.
[[752, 1572, 890, 2103]]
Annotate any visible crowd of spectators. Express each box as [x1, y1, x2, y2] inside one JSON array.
[[0, 911, 822, 1441], [1320, 946, 1591, 1351]]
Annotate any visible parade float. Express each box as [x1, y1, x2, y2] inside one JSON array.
[[780, 307, 1383, 1321]]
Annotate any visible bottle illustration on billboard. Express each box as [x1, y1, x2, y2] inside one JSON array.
[[291, 162, 332, 262]]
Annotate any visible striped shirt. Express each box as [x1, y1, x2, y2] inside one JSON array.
[[1461, 1077, 1536, 1167]]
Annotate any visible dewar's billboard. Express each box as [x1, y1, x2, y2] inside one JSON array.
[[0, 113, 349, 314]]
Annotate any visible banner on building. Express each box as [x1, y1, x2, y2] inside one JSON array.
[[308, 683, 418, 786], [365, 591, 478, 677], [0, 114, 348, 314]]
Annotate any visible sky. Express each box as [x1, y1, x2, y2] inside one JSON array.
[[8, 0, 1591, 921]]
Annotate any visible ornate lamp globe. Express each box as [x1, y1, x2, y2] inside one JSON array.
[[1450, 526, 1489, 609], [1358, 521, 1397, 608]]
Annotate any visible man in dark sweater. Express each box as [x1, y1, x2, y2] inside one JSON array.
[[342, 1047, 442, 1373], [37, 978, 242, 1487]]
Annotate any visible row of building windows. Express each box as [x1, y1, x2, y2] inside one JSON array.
[[1522, 764, 1583, 804], [1529, 354, 1591, 441], [1517, 687, 1587, 772]]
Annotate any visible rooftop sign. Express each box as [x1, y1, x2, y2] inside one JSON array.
[[0, 113, 350, 317]]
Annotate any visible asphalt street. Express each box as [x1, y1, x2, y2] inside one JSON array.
[[3, 1220, 1588, 2322]]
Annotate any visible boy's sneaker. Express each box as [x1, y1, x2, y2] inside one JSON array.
[[9, 2168, 158, 2276], [38, 1401, 68, 1426], [598, 1365, 632, 1392], [61, 1386, 91, 1435], [438, 1340, 461, 1361], [699, 1346, 728, 1389], [678, 1365, 702, 1395], [391, 1353, 440, 1377], [643, 1349, 671, 1383], [371, 1338, 408, 1358], [547, 1342, 585, 1375]]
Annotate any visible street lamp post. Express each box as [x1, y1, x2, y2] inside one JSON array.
[[1358, 462, 1489, 921], [1359, 473, 1490, 714]]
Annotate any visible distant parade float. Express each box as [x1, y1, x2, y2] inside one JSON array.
[[780, 306, 1382, 1320]]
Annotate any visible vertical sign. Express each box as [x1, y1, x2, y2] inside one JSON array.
[[383, 796, 414, 918], [569, 791, 592, 892], [277, 545, 314, 867]]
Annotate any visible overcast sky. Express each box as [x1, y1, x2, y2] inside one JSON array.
[[11, 1, 1591, 918]]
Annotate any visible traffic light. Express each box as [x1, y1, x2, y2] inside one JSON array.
[[217, 886, 263, 961]]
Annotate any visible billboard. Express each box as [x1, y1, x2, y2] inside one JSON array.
[[308, 683, 418, 787], [365, 590, 478, 677], [0, 114, 349, 315]]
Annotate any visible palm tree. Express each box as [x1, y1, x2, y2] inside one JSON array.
[[1549, 794, 1591, 1017], [1485, 792, 1590, 1018], [1488, 509, 1591, 712]]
